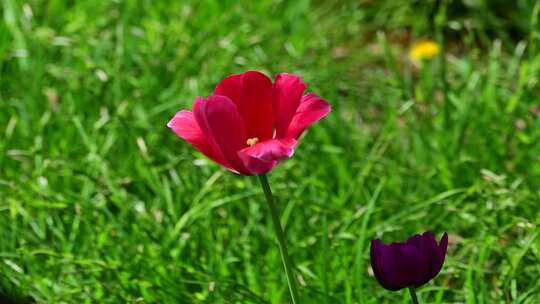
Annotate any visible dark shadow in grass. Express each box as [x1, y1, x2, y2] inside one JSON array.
[[0, 283, 34, 304], [0, 295, 29, 304], [0, 293, 33, 304]]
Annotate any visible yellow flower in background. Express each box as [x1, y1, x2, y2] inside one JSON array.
[[410, 40, 439, 61]]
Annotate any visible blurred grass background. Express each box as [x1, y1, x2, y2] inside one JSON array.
[[1, 0, 540, 303]]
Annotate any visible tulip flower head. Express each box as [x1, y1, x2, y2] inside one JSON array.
[[370, 231, 448, 291], [168, 71, 331, 175]]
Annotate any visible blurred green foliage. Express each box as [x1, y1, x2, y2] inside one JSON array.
[[1, 0, 540, 303]]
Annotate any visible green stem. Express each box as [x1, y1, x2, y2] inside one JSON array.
[[408, 287, 419, 304], [258, 174, 300, 304]]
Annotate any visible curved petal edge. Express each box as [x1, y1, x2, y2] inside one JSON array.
[[237, 138, 297, 174], [286, 93, 331, 139]]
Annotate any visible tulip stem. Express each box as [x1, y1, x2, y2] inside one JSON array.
[[258, 174, 300, 304], [408, 287, 419, 304]]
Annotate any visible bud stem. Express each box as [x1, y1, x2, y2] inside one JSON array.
[[258, 174, 300, 304], [408, 287, 419, 304]]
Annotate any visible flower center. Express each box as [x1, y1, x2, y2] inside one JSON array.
[[246, 137, 259, 146]]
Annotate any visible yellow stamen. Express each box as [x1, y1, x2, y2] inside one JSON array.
[[246, 137, 259, 146]]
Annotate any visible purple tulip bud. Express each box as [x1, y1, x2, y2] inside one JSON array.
[[370, 231, 448, 291]]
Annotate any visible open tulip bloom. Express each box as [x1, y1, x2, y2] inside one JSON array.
[[168, 70, 331, 175], [168, 70, 331, 303], [370, 232, 448, 303]]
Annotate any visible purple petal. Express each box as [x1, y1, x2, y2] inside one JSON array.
[[370, 240, 402, 291], [435, 232, 449, 274], [392, 243, 428, 288]]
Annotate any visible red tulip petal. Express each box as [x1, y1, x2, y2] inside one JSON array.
[[193, 95, 250, 175], [214, 74, 242, 109], [239, 138, 296, 162], [286, 93, 331, 139], [167, 110, 230, 168], [237, 139, 297, 174], [238, 157, 277, 175], [214, 71, 274, 141], [273, 73, 306, 138]]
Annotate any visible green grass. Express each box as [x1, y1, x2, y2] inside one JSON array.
[[1, 0, 540, 303]]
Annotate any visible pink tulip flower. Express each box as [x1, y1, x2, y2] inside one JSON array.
[[168, 71, 331, 175]]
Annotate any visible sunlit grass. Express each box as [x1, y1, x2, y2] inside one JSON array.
[[1, 0, 540, 303]]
